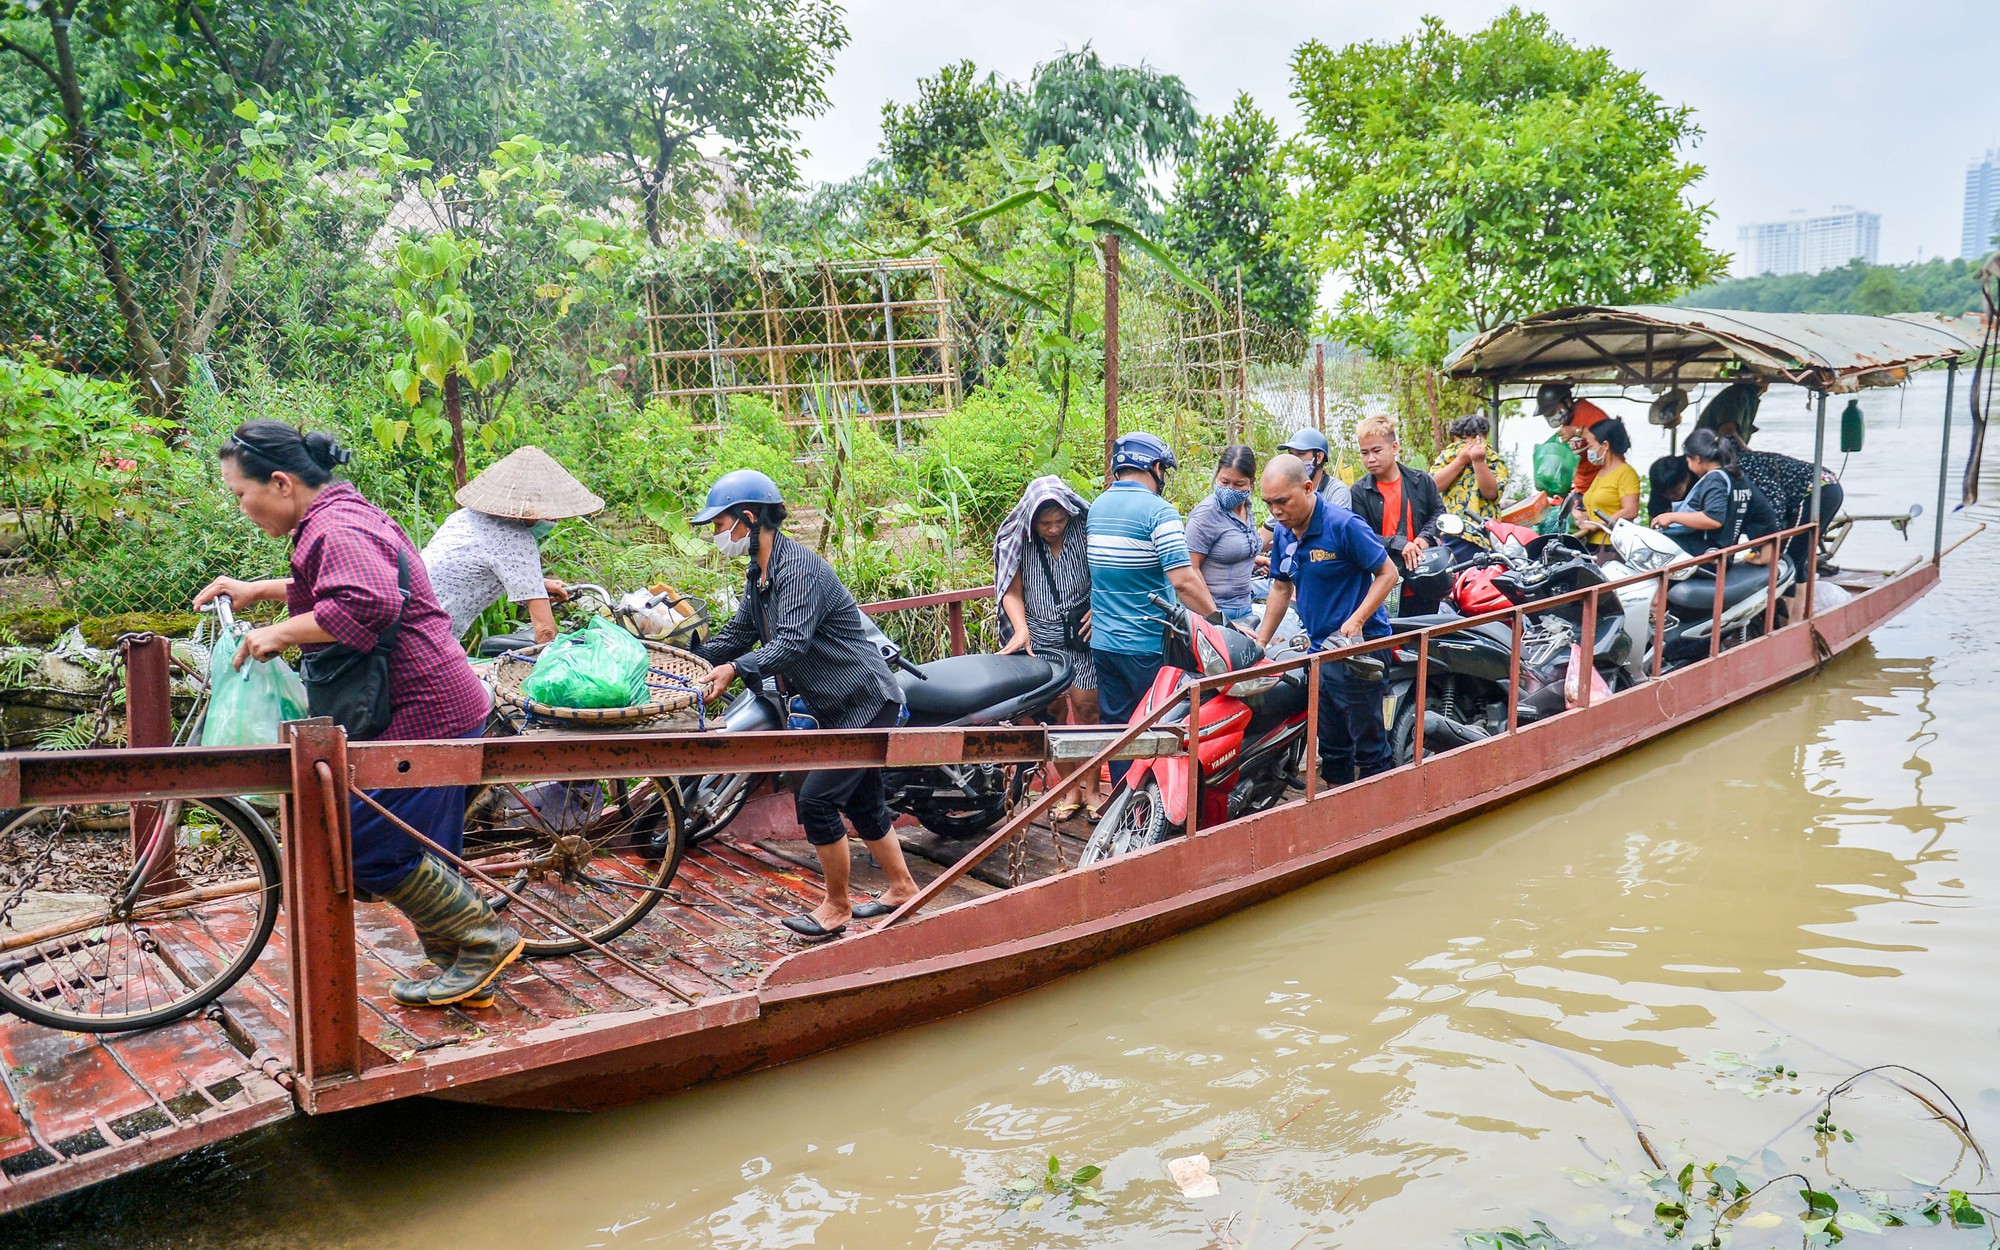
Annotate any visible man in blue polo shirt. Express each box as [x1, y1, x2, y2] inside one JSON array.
[[1088, 431, 1220, 783], [1254, 453, 1400, 786]]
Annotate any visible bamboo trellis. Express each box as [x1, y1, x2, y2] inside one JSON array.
[[643, 257, 957, 441]]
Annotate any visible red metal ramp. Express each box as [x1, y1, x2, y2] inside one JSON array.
[[0, 1003, 294, 1214]]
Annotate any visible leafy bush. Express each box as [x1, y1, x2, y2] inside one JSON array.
[[0, 357, 168, 567]]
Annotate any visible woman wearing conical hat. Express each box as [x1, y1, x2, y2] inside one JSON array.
[[421, 446, 604, 646]]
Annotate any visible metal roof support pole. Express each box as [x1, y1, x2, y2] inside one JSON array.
[[1103, 234, 1120, 487], [1935, 361, 1957, 561], [1809, 391, 1829, 528]]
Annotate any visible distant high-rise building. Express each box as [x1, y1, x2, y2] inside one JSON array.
[[1963, 149, 2000, 261], [1736, 207, 1881, 277]]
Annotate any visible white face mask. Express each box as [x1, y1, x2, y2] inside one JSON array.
[[712, 518, 754, 558], [1586, 445, 1607, 465]]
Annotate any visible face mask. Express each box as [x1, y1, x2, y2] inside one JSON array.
[[1586, 446, 1607, 466], [712, 519, 754, 558], [1213, 485, 1250, 512], [528, 521, 556, 543]]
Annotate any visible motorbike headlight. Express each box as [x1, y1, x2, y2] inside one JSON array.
[[1226, 674, 1279, 699]]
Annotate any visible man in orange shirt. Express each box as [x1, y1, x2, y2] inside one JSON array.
[[1536, 382, 1610, 494], [1349, 415, 1449, 612]]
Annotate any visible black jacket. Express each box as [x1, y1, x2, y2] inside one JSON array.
[[1349, 464, 1446, 556]]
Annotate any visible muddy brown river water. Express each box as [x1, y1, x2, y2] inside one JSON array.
[[4, 374, 1995, 1248]]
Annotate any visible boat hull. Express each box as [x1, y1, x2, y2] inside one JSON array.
[[430, 565, 1935, 1111]]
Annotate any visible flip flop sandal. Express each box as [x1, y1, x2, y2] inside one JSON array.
[[781, 915, 847, 942], [852, 900, 896, 919]]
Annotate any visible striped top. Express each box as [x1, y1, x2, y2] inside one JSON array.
[[1019, 532, 1090, 653], [1086, 481, 1191, 656]]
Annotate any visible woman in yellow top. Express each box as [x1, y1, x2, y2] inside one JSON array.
[[1571, 416, 1642, 547]]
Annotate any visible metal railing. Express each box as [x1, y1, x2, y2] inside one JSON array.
[[1, 522, 1949, 1105]]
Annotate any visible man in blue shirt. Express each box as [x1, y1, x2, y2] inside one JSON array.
[[1254, 454, 1400, 786], [1087, 431, 1220, 784]]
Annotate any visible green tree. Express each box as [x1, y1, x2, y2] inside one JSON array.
[[1849, 266, 1912, 315], [1164, 92, 1315, 334], [1288, 8, 1723, 364], [1678, 258, 1986, 316], [556, 0, 847, 244], [0, 0, 376, 415], [880, 59, 1023, 195], [1022, 45, 1197, 226]]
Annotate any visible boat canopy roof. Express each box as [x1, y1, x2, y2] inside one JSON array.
[[1442, 305, 1978, 394]]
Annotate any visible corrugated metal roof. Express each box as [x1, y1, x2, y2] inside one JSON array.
[[1442, 305, 1978, 393]]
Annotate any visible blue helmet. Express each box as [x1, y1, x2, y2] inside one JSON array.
[[691, 468, 784, 525], [1111, 431, 1177, 480], [1280, 428, 1330, 458]]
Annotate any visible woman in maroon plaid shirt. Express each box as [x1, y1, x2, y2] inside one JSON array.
[[194, 422, 521, 1010]]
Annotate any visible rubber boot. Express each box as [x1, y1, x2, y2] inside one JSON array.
[[415, 932, 495, 1010], [381, 856, 524, 1008]]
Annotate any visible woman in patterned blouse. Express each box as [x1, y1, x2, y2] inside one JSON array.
[[195, 422, 519, 1011]]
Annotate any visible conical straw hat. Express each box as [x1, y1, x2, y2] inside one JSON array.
[[456, 446, 605, 520]]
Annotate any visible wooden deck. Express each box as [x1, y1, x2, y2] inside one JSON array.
[[0, 813, 1084, 1209]]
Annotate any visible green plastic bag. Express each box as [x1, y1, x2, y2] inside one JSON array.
[[1533, 433, 1578, 495], [201, 653, 311, 746], [520, 617, 649, 709]]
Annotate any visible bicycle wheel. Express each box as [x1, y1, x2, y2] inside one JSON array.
[[0, 798, 281, 1032], [462, 777, 686, 957]]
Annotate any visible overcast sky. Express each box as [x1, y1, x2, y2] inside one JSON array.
[[794, 0, 2000, 267]]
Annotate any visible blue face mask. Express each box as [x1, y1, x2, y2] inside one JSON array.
[[528, 521, 556, 543], [1213, 486, 1250, 512]]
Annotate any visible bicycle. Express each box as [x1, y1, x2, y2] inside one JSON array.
[[0, 606, 283, 1032], [464, 583, 694, 957]]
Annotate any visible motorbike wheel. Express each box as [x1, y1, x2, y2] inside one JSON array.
[[679, 773, 755, 846], [910, 762, 1019, 839], [1390, 700, 1417, 767], [1077, 780, 1173, 866]]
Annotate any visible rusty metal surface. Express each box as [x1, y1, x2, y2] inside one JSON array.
[[1443, 305, 1977, 393]]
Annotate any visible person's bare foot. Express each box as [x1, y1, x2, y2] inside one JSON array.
[[809, 901, 851, 929]]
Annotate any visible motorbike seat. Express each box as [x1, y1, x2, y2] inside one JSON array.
[[1665, 559, 1792, 618], [476, 631, 537, 658], [900, 653, 1061, 723]]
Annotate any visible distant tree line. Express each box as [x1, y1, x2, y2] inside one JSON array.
[[1679, 258, 1986, 318]]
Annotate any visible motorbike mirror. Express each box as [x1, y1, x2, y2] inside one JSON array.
[[1437, 513, 1466, 537]]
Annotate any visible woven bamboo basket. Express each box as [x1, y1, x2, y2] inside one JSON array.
[[489, 637, 711, 727]]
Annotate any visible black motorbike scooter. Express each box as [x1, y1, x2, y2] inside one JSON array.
[[678, 622, 1074, 844], [1380, 533, 1635, 763]]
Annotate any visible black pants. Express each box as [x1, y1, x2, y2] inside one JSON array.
[[796, 700, 901, 847], [1318, 658, 1392, 788], [1786, 482, 1844, 572]]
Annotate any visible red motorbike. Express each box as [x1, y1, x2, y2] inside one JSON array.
[[1079, 594, 1310, 865]]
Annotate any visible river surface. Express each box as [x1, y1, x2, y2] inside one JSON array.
[[6, 374, 1996, 1249]]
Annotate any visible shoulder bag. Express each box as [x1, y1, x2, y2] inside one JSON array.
[[1033, 538, 1089, 649], [299, 549, 410, 741]]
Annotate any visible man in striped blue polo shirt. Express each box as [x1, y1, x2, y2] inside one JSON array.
[[1088, 432, 1220, 783]]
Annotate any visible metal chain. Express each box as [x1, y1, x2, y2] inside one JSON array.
[[0, 637, 140, 929]]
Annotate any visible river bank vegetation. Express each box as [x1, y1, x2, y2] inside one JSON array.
[[2, 5, 1720, 653]]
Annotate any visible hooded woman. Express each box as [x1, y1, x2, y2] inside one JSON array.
[[994, 475, 1103, 818]]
